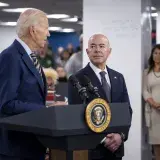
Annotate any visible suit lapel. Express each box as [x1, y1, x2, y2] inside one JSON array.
[[22, 54, 45, 94], [83, 64, 107, 100], [14, 40, 45, 96], [41, 68, 47, 99], [107, 66, 118, 102], [83, 64, 120, 103]]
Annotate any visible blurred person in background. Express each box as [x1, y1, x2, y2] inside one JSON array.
[[65, 34, 83, 77], [56, 66, 68, 82], [66, 43, 74, 56], [56, 50, 71, 67], [43, 68, 58, 91], [0, 8, 50, 160], [55, 46, 64, 66], [143, 44, 160, 160], [57, 46, 64, 56], [43, 67, 67, 102], [38, 41, 57, 69]]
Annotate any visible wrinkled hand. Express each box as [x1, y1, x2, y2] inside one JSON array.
[[152, 102, 160, 109], [104, 133, 122, 152], [48, 101, 67, 107]]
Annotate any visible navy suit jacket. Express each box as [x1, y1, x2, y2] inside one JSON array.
[[0, 40, 47, 158], [68, 64, 132, 159]]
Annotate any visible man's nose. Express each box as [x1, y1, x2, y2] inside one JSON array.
[[47, 30, 50, 37], [95, 46, 101, 52]]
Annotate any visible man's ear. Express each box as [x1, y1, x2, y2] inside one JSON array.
[[109, 48, 112, 54], [29, 25, 35, 37], [86, 48, 89, 55]]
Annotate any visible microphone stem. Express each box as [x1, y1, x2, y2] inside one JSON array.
[[83, 97, 87, 104]]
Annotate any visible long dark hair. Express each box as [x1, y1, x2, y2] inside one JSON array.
[[148, 44, 160, 73]]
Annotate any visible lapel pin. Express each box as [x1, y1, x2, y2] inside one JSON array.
[[114, 76, 117, 79]]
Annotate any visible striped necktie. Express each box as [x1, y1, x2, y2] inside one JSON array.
[[30, 52, 43, 78], [99, 71, 111, 102]]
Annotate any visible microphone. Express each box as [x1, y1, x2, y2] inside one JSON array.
[[70, 75, 89, 103], [83, 75, 100, 98]]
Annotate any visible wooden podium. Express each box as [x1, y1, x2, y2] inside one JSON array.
[[0, 103, 131, 160], [50, 150, 88, 160]]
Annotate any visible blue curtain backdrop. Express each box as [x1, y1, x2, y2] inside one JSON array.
[[48, 32, 80, 53]]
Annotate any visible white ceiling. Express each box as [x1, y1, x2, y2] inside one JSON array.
[[0, 0, 82, 32], [0, 0, 159, 32]]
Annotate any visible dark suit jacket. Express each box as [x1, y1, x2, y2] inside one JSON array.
[[0, 40, 47, 159], [68, 63, 132, 159]]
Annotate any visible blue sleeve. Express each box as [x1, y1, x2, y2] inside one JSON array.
[[0, 52, 45, 116], [120, 74, 132, 141], [121, 75, 132, 116]]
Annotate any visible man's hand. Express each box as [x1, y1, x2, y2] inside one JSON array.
[[47, 101, 67, 107], [104, 133, 122, 152]]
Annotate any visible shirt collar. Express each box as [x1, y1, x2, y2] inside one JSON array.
[[89, 62, 108, 75], [16, 37, 32, 56]]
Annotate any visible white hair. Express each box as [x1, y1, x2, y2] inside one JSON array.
[[79, 34, 83, 42], [16, 8, 47, 38]]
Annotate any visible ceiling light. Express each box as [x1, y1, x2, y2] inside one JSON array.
[[47, 14, 69, 19], [0, 22, 17, 26], [151, 13, 158, 17], [49, 27, 62, 31], [2, 8, 32, 13], [61, 16, 78, 22], [0, 2, 9, 6], [61, 28, 75, 33], [151, 7, 156, 11]]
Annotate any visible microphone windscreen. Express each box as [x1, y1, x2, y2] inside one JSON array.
[[69, 75, 78, 83], [83, 75, 91, 84]]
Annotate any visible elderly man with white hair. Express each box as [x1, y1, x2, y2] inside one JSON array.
[[0, 8, 50, 160]]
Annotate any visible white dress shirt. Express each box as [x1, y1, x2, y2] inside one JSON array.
[[89, 62, 111, 87], [16, 37, 32, 59]]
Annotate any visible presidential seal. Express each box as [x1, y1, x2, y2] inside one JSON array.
[[85, 98, 111, 133]]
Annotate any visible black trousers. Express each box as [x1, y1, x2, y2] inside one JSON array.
[[0, 154, 45, 160]]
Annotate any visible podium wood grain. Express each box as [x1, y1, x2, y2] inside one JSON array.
[[50, 149, 88, 160]]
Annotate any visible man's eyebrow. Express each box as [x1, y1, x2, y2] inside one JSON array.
[[90, 43, 96, 45], [90, 43, 105, 45]]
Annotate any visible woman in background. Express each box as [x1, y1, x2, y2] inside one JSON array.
[[56, 66, 68, 82], [43, 68, 58, 91], [143, 44, 160, 160], [43, 67, 67, 103]]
